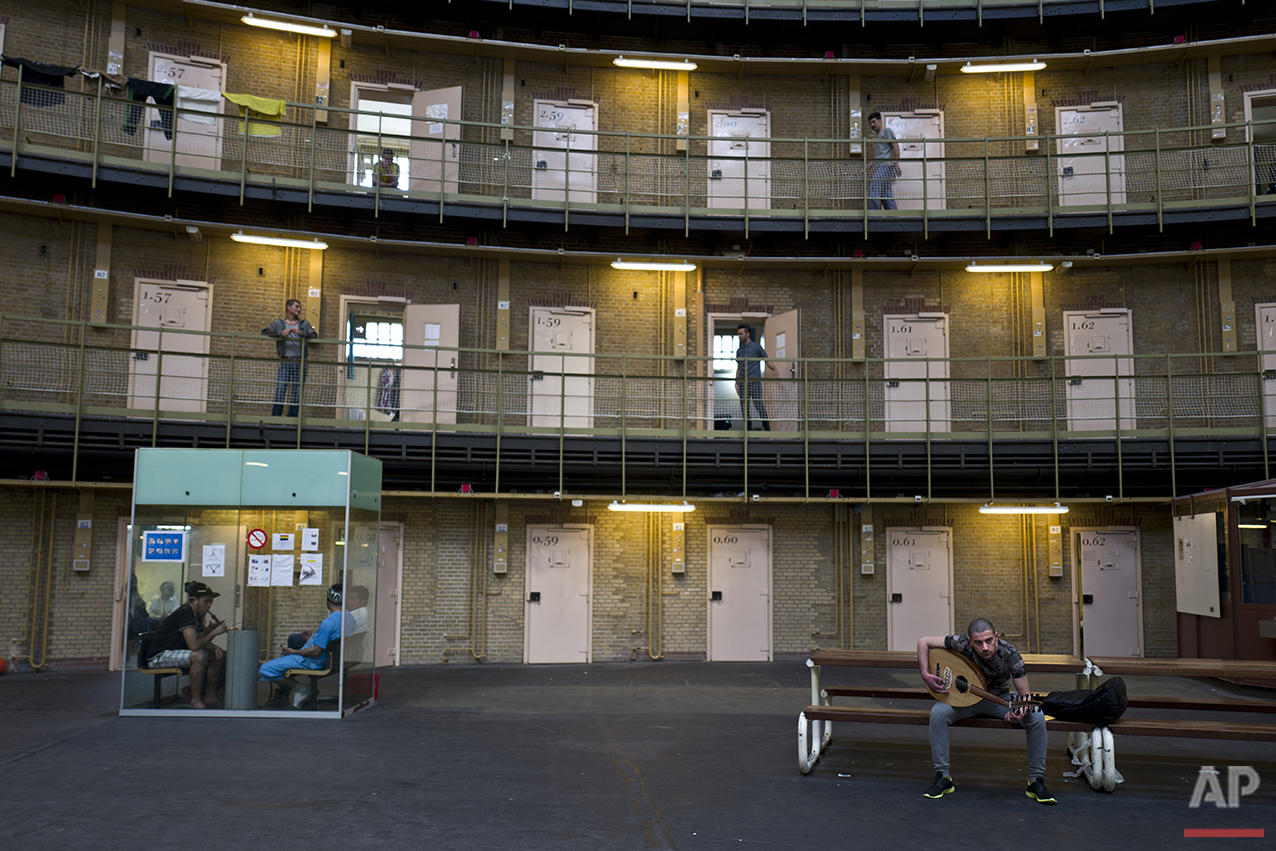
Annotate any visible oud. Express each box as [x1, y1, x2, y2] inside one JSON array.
[[923, 647, 1041, 712]]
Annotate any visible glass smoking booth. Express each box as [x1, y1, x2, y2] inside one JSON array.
[[120, 448, 381, 717]]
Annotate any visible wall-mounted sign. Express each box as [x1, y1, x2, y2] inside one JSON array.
[[247, 528, 267, 549], [142, 530, 186, 562]]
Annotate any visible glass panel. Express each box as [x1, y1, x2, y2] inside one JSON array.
[[342, 505, 380, 712], [1237, 499, 1276, 604]]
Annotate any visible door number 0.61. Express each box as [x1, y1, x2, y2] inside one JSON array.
[[891, 537, 916, 546]]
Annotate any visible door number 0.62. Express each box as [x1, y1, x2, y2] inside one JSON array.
[[1080, 536, 1106, 546]]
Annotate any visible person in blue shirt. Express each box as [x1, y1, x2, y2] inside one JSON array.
[[259, 583, 350, 708]]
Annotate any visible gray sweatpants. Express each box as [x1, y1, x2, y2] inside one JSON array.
[[929, 697, 1047, 780]]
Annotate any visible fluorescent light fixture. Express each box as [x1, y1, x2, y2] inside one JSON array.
[[245, 461, 269, 467], [961, 60, 1046, 74], [1238, 523, 1267, 529], [608, 501, 696, 513], [979, 503, 1069, 514], [242, 13, 336, 38], [613, 56, 697, 71], [611, 259, 697, 271], [966, 262, 1054, 273], [231, 231, 328, 250]]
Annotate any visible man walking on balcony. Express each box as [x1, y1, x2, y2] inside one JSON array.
[[263, 298, 317, 417], [867, 112, 901, 211], [735, 323, 775, 431]]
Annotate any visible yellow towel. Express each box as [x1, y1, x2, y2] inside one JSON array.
[[222, 92, 286, 137]]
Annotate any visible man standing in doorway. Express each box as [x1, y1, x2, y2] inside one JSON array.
[[917, 619, 1057, 804], [867, 112, 901, 211], [735, 324, 775, 431], [263, 298, 317, 417]]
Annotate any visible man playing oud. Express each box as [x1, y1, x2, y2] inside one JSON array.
[[917, 618, 1056, 804]]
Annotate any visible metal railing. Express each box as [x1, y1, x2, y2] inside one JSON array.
[[3, 313, 1273, 443], [2, 77, 1273, 233]]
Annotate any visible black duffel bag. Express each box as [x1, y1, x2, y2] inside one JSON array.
[[1039, 676, 1128, 726]]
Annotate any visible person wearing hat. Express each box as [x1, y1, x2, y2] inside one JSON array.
[[259, 583, 352, 709], [374, 147, 400, 189], [145, 581, 230, 710]]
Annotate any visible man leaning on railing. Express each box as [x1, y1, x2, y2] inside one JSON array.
[[262, 298, 317, 417]]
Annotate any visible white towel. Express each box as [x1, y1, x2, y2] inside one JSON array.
[[177, 86, 221, 124]]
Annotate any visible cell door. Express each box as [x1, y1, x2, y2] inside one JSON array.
[[401, 304, 460, 426], [1063, 310, 1135, 432], [1075, 528, 1142, 657], [1056, 103, 1126, 206], [143, 53, 225, 171], [529, 307, 595, 429], [886, 528, 953, 651], [410, 86, 462, 195], [1256, 303, 1276, 427], [375, 523, 402, 667], [128, 279, 212, 413], [881, 111, 946, 210], [707, 110, 772, 210], [707, 526, 772, 661], [532, 100, 598, 204], [763, 309, 802, 431], [884, 314, 951, 433], [525, 526, 592, 664]]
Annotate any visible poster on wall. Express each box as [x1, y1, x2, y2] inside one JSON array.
[[299, 553, 323, 585], [248, 555, 271, 586], [271, 554, 295, 586], [202, 544, 226, 577], [301, 527, 320, 552], [273, 532, 295, 550], [142, 530, 186, 562]]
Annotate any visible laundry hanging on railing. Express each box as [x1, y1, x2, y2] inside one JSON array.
[[123, 79, 175, 138], [1, 56, 78, 107], [378, 367, 401, 420], [177, 86, 221, 125], [222, 92, 286, 137], [78, 68, 128, 92]]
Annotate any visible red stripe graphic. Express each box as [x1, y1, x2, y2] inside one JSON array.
[[1183, 829, 1265, 838]]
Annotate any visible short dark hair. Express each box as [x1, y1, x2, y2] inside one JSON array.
[[285, 298, 301, 310], [968, 618, 996, 637], [382, 148, 394, 158], [736, 323, 752, 339], [867, 111, 882, 122]]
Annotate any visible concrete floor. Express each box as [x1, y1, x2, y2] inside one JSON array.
[[2, 662, 1274, 851]]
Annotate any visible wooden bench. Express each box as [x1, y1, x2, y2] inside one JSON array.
[[137, 667, 184, 708], [800, 650, 1276, 791]]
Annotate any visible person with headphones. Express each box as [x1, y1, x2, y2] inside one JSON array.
[[258, 583, 351, 709]]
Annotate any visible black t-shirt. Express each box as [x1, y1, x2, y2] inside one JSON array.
[[148, 603, 200, 660]]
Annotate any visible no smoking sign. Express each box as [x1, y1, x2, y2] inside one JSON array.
[[247, 528, 267, 549]]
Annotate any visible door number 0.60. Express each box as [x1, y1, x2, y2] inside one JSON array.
[[712, 535, 738, 544]]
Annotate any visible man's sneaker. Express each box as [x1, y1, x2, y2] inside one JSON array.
[[923, 772, 955, 798], [1026, 777, 1057, 804]]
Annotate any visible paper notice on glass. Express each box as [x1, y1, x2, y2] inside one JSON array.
[[301, 527, 320, 552], [248, 555, 272, 587], [273, 532, 295, 550], [271, 554, 295, 586], [299, 553, 323, 585], [202, 544, 226, 578]]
